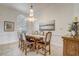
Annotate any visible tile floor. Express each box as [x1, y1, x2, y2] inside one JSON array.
[[0, 42, 53, 56]]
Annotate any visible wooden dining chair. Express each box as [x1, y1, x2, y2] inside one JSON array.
[[36, 32, 52, 56], [17, 32, 21, 48], [26, 36, 35, 50], [22, 33, 35, 55], [17, 32, 24, 50], [34, 31, 38, 35], [40, 31, 44, 35], [17, 32, 20, 47]]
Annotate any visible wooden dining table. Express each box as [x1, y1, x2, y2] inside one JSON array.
[[26, 34, 45, 39], [25, 34, 45, 49]]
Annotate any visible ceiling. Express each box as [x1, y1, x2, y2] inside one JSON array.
[[0, 3, 61, 15], [0, 3, 49, 15], [0, 3, 31, 14], [0, 3, 76, 16]]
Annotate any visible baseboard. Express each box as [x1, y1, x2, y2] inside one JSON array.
[[0, 40, 19, 45]]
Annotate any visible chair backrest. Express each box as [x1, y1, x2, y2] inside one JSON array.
[[40, 31, 44, 35], [20, 34, 23, 40], [45, 32, 52, 43], [43, 31, 48, 36], [34, 31, 38, 35], [22, 33, 26, 40], [17, 32, 23, 40]]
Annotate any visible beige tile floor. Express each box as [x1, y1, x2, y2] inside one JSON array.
[[0, 42, 53, 56]]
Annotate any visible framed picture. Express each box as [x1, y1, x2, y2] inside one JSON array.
[[4, 21, 14, 32], [39, 20, 55, 31]]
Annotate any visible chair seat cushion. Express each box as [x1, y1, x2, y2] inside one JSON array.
[[25, 42, 33, 45], [26, 39, 34, 42], [38, 41, 49, 45]]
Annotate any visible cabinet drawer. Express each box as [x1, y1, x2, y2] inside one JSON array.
[[63, 37, 79, 56], [66, 40, 76, 56]]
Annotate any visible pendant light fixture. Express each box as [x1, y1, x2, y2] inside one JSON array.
[[28, 4, 36, 22]]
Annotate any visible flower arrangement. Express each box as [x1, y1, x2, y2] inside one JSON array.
[[68, 17, 79, 36], [69, 23, 76, 31], [68, 23, 76, 36]]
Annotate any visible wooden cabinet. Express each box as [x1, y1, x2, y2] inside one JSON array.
[[62, 37, 79, 56]]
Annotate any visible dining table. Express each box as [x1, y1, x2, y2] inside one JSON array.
[[25, 33, 45, 49]]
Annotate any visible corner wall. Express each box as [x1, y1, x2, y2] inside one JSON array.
[[0, 5, 23, 44]]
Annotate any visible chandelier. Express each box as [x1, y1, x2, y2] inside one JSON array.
[[28, 4, 36, 22]]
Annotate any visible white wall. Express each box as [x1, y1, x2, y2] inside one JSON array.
[[34, 4, 74, 55], [16, 14, 27, 32], [73, 4, 79, 16], [0, 5, 24, 44]]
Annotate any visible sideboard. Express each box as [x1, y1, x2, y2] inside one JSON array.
[[62, 36, 79, 56]]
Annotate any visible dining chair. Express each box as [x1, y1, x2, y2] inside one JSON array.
[[17, 32, 24, 50], [34, 31, 38, 35], [22, 33, 35, 55], [40, 31, 44, 35], [36, 32, 52, 56], [17, 32, 21, 48]]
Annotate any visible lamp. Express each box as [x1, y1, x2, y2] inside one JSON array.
[[27, 4, 36, 22], [73, 17, 78, 22], [73, 17, 79, 36]]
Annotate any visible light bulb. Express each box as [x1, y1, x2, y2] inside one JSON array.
[[29, 9, 34, 16]]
